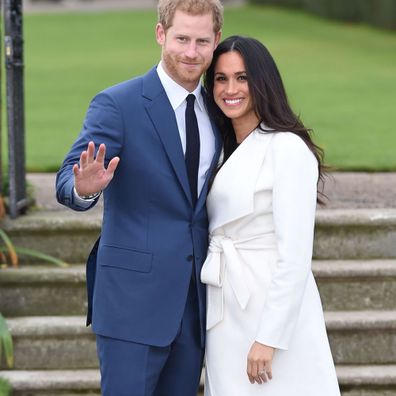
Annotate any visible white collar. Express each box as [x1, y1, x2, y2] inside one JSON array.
[[207, 130, 274, 232], [157, 61, 205, 112]]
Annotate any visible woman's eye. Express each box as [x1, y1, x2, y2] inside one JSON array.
[[215, 76, 226, 82], [238, 75, 248, 81]]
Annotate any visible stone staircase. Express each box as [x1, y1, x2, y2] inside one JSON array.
[[1, 209, 396, 395]]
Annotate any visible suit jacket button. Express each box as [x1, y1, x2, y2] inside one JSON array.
[[187, 255, 194, 262]]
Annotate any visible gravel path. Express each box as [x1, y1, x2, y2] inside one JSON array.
[[321, 172, 396, 209], [28, 172, 396, 212]]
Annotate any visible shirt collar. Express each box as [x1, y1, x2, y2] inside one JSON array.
[[157, 61, 205, 112]]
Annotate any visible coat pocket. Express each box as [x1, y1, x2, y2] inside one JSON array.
[[99, 244, 153, 273]]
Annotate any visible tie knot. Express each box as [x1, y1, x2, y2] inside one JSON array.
[[186, 94, 196, 107]]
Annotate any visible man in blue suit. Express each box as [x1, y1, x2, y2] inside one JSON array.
[[56, 0, 223, 394]]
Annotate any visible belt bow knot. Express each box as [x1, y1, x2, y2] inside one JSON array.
[[201, 235, 251, 330]]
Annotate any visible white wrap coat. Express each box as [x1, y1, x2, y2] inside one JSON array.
[[201, 128, 340, 395]]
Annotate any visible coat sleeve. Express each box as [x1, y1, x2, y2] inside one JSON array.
[[55, 91, 124, 211], [255, 132, 318, 350]]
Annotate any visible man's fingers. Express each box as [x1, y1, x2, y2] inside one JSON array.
[[79, 150, 88, 169], [72, 163, 80, 177], [87, 141, 95, 164], [107, 157, 120, 175], [95, 143, 106, 164], [80, 142, 108, 169], [76, 142, 118, 192]]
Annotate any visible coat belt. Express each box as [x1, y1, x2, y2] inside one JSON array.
[[201, 233, 277, 330]]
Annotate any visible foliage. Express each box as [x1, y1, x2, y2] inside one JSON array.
[[0, 227, 68, 268], [0, 196, 67, 267], [0, 229, 17, 267], [0, 377, 10, 396], [0, 197, 67, 378], [0, 312, 13, 370]]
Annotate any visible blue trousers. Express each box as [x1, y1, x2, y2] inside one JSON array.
[[96, 278, 204, 396]]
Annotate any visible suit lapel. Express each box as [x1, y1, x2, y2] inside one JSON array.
[[143, 67, 192, 205]]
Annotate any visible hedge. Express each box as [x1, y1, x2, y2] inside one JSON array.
[[250, 0, 396, 30]]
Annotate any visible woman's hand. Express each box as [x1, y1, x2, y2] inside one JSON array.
[[247, 341, 274, 384]]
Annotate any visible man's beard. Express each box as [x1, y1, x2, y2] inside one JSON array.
[[162, 52, 208, 86]]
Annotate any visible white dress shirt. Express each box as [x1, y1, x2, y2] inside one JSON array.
[[74, 62, 215, 205], [156, 61, 215, 196]]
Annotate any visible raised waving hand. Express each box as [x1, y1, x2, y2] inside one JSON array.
[[73, 141, 120, 197]]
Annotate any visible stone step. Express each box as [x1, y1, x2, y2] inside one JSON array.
[[1, 211, 101, 264], [1, 311, 395, 370], [314, 209, 396, 259], [336, 365, 396, 396], [2, 209, 396, 263], [1, 365, 396, 396], [1, 260, 395, 317], [326, 311, 396, 365], [1, 316, 97, 370], [0, 369, 203, 396], [315, 259, 396, 310], [0, 266, 87, 317], [0, 369, 101, 396]]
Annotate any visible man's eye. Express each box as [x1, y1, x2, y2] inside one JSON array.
[[177, 37, 187, 42]]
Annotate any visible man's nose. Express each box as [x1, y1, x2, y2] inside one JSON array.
[[185, 42, 198, 58]]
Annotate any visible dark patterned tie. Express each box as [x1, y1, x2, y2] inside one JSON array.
[[185, 94, 200, 206]]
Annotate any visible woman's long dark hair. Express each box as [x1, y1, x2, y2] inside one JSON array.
[[204, 35, 326, 203]]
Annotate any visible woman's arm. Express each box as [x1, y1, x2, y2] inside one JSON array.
[[255, 132, 318, 350]]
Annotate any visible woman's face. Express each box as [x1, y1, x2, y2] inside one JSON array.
[[213, 51, 256, 124]]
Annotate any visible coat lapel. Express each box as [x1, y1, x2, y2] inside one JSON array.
[[143, 67, 192, 205], [207, 129, 274, 232]]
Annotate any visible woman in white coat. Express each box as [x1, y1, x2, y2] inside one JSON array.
[[201, 36, 340, 395]]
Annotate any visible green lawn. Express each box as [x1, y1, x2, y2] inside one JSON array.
[[2, 5, 396, 171]]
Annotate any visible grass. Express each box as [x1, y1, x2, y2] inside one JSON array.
[[2, 5, 396, 171]]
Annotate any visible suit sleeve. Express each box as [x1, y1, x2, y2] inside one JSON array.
[[255, 133, 318, 350], [56, 92, 124, 211]]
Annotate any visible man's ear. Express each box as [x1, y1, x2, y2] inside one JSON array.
[[156, 23, 166, 46], [214, 30, 222, 49]]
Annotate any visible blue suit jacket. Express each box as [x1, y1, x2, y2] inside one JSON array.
[[56, 66, 222, 347]]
